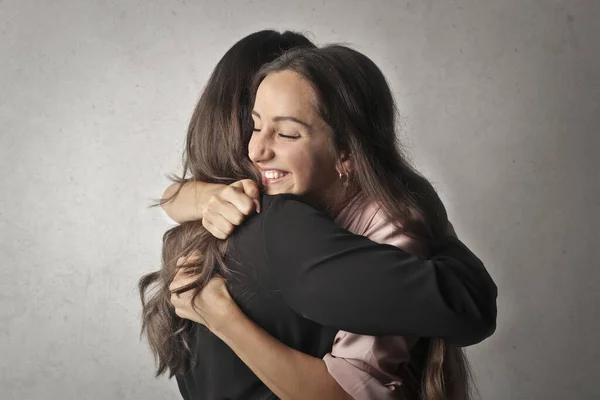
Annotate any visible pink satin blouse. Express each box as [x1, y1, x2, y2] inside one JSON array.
[[323, 194, 426, 399]]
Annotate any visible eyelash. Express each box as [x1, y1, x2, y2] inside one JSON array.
[[278, 133, 300, 140], [252, 128, 299, 140]]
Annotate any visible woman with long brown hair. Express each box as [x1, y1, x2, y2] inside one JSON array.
[[141, 33, 496, 400]]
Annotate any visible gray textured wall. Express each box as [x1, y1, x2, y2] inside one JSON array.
[[1, 1, 598, 399]]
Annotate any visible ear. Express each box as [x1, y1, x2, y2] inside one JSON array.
[[336, 150, 353, 174]]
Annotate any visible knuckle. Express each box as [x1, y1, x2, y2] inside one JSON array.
[[207, 195, 218, 205], [248, 187, 259, 197], [222, 186, 235, 197], [205, 201, 217, 214], [206, 226, 217, 236], [240, 203, 254, 215], [244, 180, 259, 192]]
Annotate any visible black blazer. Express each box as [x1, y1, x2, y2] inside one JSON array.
[[176, 194, 497, 400]]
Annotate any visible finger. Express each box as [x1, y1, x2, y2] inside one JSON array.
[[215, 199, 248, 225], [220, 186, 256, 216], [253, 198, 261, 214], [176, 256, 197, 267], [239, 180, 260, 213], [230, 194, 256, 216], [198, 275, 233, 310], [206, 195, 249, 224], [204, 207, 238, 233], [169, 277, 183, 293], [202, 218, 230, 240], [170, 283, 195, 301], [169, 271, 183, 291], [204, 275, 228, 293], [188, 250, 202, 259], [178, 252, 202, 267], [170, 268, 197, 290], [238, 179, 260, 199], [237, 179, 261, 213]]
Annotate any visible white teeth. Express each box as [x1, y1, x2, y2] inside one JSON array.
[[265, 171, 286, 179]]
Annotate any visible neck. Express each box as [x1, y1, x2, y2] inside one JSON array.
[[325, 185, 360, 219]]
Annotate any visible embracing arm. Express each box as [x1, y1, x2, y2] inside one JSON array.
[[170, 270, 351, 400], [263, 195, 498, 346], [161, 179, 260, 231], [212, 304, 351, 400], [161, 181, 224, 223]]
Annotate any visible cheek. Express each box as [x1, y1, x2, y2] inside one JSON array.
[[284, 151, 308, 177], [292, 150, 337, 188], [274, 147, 310, 186], [247, 136, 256, 156], [314, 153, 341, 188]]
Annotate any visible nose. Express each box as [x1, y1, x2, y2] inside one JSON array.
[[248, 129, 274, 163]]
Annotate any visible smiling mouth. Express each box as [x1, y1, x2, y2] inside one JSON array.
[[261, 170, 290, 184]]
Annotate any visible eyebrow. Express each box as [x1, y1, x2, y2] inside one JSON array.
[[252, 110, 311, 128]]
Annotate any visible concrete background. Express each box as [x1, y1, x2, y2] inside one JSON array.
[[1, 0, 598, 399]]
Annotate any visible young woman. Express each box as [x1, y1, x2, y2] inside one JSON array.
[[140, 32, 497, 400], [168, 45, 492, 400]]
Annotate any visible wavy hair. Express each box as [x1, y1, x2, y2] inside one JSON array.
[[252, 45, 473, 400], [138, 30, 316, 377]]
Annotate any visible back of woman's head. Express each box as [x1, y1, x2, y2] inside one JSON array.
[[180, 30, 316, 186], [253, 45, 471, 400], [140, 30, 316, 378]]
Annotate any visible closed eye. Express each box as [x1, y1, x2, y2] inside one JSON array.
[[278, 133, 300, 139]]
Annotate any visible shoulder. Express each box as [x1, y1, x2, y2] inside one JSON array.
[[260, 194, 313, 236], [259, 194, 341, 241], [261, 193, 303, 213], [362, 204, 428, 257], [261, 194, 322, 220]]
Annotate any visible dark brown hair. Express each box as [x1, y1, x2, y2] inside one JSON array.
[[138, 30, 316, 377], [252, 45, 473, 400]]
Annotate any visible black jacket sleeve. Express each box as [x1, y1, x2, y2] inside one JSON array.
[[261, 194, 497, 346]]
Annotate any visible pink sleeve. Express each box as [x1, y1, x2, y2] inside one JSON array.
[[323, 333, 418, 399], [324, 203, 425, 399]]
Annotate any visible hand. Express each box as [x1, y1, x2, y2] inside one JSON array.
[[169, 255, 237, 331], [203, 179, 260, 239]]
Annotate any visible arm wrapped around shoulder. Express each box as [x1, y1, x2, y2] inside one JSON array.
[[261, 194, 497, 346]]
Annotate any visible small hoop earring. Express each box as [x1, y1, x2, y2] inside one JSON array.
[[339, 171, 349, 187]]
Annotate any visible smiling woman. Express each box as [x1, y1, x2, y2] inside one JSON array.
[[142, 35, 497, 400], [249, 70, 346, 213]]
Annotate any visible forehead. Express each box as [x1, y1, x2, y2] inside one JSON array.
[[254, 71, 318, 120]]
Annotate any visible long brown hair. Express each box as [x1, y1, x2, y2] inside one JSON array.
[[252, 45, 473, 400], [138, 30, 316, 378]]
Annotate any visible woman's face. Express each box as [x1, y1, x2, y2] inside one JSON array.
[[249, 70, 342, 209]]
